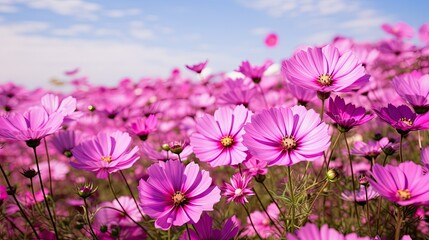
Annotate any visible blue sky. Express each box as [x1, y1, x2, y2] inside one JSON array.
[[0, 0, 428, 89]]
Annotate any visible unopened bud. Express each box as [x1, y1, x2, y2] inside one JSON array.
[[326, 169, 339, 182]]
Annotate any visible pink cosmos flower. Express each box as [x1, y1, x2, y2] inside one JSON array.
[[137, 160, 220, 230], [264, 33, 278, 48], [218, 78, 258, 108], [242, 203, 281, 239], [185, 60, 208, 74], [140, 142, 193, 162], [374, 104, 429, 135], [351, 139, 382, 160], [70, 131, 140, 179], [421, 147, 429, 173], [129, 114, 158, 141], [382, 22, 414, 39], [326, 96, 374, 132], [287, 223, 370, 240], [41, 93, 82, 124], [242, 154, 268, 177], [222, 173, 254, 204], [243, 106, 330, 166], [236, 60, 272, 84], [51, 130, 81, 157], [0, 106, 63, 142], [190, 105, 251, 167], [392, 71, 429, 114], [94, 196, 143, 228], [179, 212, 239, 240], [281, 44, 369, 93], [369, 161, 429, 206], [286, 81, 316, 106], [31, 160, 69, 182], [418, 23, 429, 44], [0, 185, 7, 204], [341, 185, 379, 204]]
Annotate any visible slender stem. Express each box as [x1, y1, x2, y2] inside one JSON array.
[[364, 185, 371, 235], [185, 224, 192, 240], [30, 178, 44, 215], [83, 198, 98, 240], [287, 166, 295, 232], [32, 147, 59, 239], [168, 229, 171, 240], [418, 130, 422, 150], [375, 197, 382, 235], [0, 164, 40, 239], [308, 180, 329, 215], [327, 132, 342, 170], [394, 207, 402, 240], [399, 134, 404, 162], [2, 213, 25, 237], [107, 174, 152, 239], [119, 170, 146, 220], [252, 187, 282, 234], [238, 163, 242, 176], [382, 154, 389, 166], [320, 98, 325, 121], [260, 181, 286, 221], [43, 138, 53, 198], [343, 133, 360, 226], [242, 204, 262, 240], [191, 224, 200, 237]]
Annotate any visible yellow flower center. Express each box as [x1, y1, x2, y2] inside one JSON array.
[[282, 136, 297, 150], [397, 189, 411, 201], [172, 191, 186, 206], [318, 74, 333, 86], [400, 118, 413, 126], [220, 136, 234, 147], [101, 155, 112, 163]]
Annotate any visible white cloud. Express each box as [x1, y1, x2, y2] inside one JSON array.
[[52, 24, 92, 36], [340, 9, 389, 30], [0, 22, 241, 89], [250, 27, 269, 35], [105, 8, 141, 18], [130, 28, 154, 40], [145, 15, 159, 22], [304, 31, 335, 45], [0, 4, 16, 12], [5, 21, 50, 34], [18, 0, 100, 20]]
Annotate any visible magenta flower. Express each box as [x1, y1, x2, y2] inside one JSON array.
[[242, 203, 281, 238], [129, 114, 158, 141], [242, 155, 268, 177], [236, 60, 272, 84], [185, 60, 208, 74], [374, 104, 429, 135], [287, 223, 370, 240], [0, 106, 63, 143], [51, 130, 81, 157], [190, 105, 251, 167], [282, 44, 369, 93], [179, 213, 239, 240], [392, 72, 429, 113], [70, 131, 140, 179], [264, 33, 278, 48], [286, 81, 316, 106], [94, 196, 143, 228], [222, 173, 254, 204], [421, 147, 429, 173], [137, 160, 220, 230], [41, 93, 82, 123], [369, 161, 429, 206], [326, 96, 374, 132], [341, 185, 379, 204], [419, 23, 429, 44], [381, 22, 414, 39], [351, 139, 382, 160], [243, 106, 330, 166]]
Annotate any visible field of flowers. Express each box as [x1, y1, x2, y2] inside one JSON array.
[[1, 22, 429, 240]]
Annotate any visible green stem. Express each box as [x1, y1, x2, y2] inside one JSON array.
[[320, 98, 325, 121], [375, 197, 382, 235], [252, 187, 282, 234], [83, 198, 98, 240], [119, 170, 146, 221], [107, 174, 153, 239], [327, 132, 342, 170], [43, 137, 54, 199], [185, 224, 192, 240], [343, 133, 360, 227], [0, 164, 40, 239], [260, 181, 286, 221], [287, 166, 295, 232], [399, 134, 404, 162], [242, 204, 262, 240], [32, 146, 59, 239], [364, 185, 371, 235], [394, 207, 403, 240]]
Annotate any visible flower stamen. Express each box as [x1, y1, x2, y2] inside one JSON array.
[[318, 74, 333, 86], [220, 136, 234, 147], [282, 136, 297, 150], [397, 189, 411, 201], [101, 156, 112, 163], [172, 191, 186, 206]]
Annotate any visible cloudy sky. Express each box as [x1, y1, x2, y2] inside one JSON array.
[[0, 0, 428, 89]]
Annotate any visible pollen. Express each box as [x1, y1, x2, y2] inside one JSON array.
[[221, 136, 234, 147], [318, 74, 333, 86], [101, 155, 112, 163], [172, 191, 186, 206], [234, 188, 243, 196], [282, 136, 297, 150], [397, 189, 411, 201], [400, 117, 413, 126]]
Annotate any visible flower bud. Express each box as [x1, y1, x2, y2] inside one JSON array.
[[100, 225, 108, 233], [20, 168, 38, 179], [161, 143, 170, 151], [76, 183, 98, 199], [326, 169, 339, 182]]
